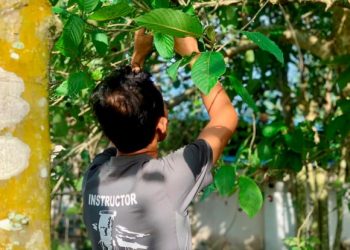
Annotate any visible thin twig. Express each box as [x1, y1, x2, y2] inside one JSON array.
[[216, 0, 269, 52], [279, 4, 304, 82], [240, 0, 269, 31], [193, 0, 242, 9], [296, 206, 314, 247], [248, 112, 257, 160]]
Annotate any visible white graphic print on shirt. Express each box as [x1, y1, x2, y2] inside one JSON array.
[[93, 210, 150, 250]]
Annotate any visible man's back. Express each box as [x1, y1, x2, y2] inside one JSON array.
[[83, 140, 212, 250]]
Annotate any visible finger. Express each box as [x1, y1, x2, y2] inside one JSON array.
[[135, 28, 146, 37]]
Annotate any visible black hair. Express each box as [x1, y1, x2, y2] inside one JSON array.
[[91, 67, 165, 153]]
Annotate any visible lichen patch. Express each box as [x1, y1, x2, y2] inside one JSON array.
[[0, 67, 29, 131], [0, 136, 30, 180], [0, 67, 25, 96]]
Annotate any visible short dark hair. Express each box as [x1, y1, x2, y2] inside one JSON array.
[[91, 67, 165, 153]]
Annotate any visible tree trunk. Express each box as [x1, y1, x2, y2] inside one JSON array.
[[0, 0, 52, 249]]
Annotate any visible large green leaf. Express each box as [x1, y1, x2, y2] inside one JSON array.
[[64, 15, 85, 47], [77, 0, 99, 13], [135, 8, 203, 37], [92, 31, 109, 55], [241, 31, 284, 65], [229, 75, 258, 112], [337, 67, 350, 90], [238, 176, 263, 218], [191, 52, 226, 94], [326, 115, 350, 139], [154, 33, 174, 59], [67, 72, 94, 97], [88, 3, 134, 21], [54, 36, 79, 58], [214, 166, 236, 197], [151, 0, 169, 8], [55, 16, 85, 57]]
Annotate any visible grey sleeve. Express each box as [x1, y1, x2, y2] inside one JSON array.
[[161, 139, 213, 212]]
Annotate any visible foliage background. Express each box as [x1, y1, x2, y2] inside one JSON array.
[[49, 0, 350, 249]]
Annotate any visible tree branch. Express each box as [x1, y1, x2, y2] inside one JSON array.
[[193, 0, 242, 9], [279, 0, 350, 10], [193, 0, 350, 10]]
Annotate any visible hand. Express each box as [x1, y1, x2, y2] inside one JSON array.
[[174, 37, 200, 67], [131, 28, 153, 72]]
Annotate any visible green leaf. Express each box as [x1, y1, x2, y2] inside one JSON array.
[[92, 31, 109, 55], [55, 15, 85, 57], [192, 52, 226, 94], [52, 6, 65, 14], [77, 0, 99, 13], [229, 75, 258, 112], [55, 80, 68, 96], [272, 150, 302, 171], [241, 31, 284, 65], [200, 183, 216, 201], [338, 67, 350, 90], [154, 33, 174, 59], [238, 176, 263, 218], [326, 115, 350, 139], [64, 15, 85, 48], [135, 8, 203, 38], [284, 128, 304, 153], [262, 122, 287, 138], [167, 59, 183, 81], [257, 141, 273, 162], [167, 54, 195, 81], [49, 0, 59, 6], [183, 5, 195, 16], [54, 36, 77, 57], [151, 0, 169, 8], [67, 72, 94, 97], [337, 99, 350, 114], [65, 206, 80, 216], [88, 3, 134, 21], [214, 166, 236, 197]]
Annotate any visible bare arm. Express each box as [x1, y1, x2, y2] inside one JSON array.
[[175, 37, 239, 164], [131, 28, 153, 72]]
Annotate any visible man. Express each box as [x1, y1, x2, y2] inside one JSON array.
[[82, 29, 238, 250]]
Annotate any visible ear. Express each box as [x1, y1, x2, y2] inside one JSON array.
[[156, 116, 168, 142]]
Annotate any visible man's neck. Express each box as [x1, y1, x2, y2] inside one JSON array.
[[117, 137, 158, 158], [118, 148, 158, 158]]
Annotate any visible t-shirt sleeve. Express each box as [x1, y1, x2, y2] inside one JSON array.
[[160, 139, 213, 212]]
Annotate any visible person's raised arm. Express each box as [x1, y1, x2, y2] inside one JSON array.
[[175, 37, 239, 164], [131, 28, 153, 72]]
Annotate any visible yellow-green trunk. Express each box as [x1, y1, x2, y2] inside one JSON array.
[[0, 0, 52, 249]]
